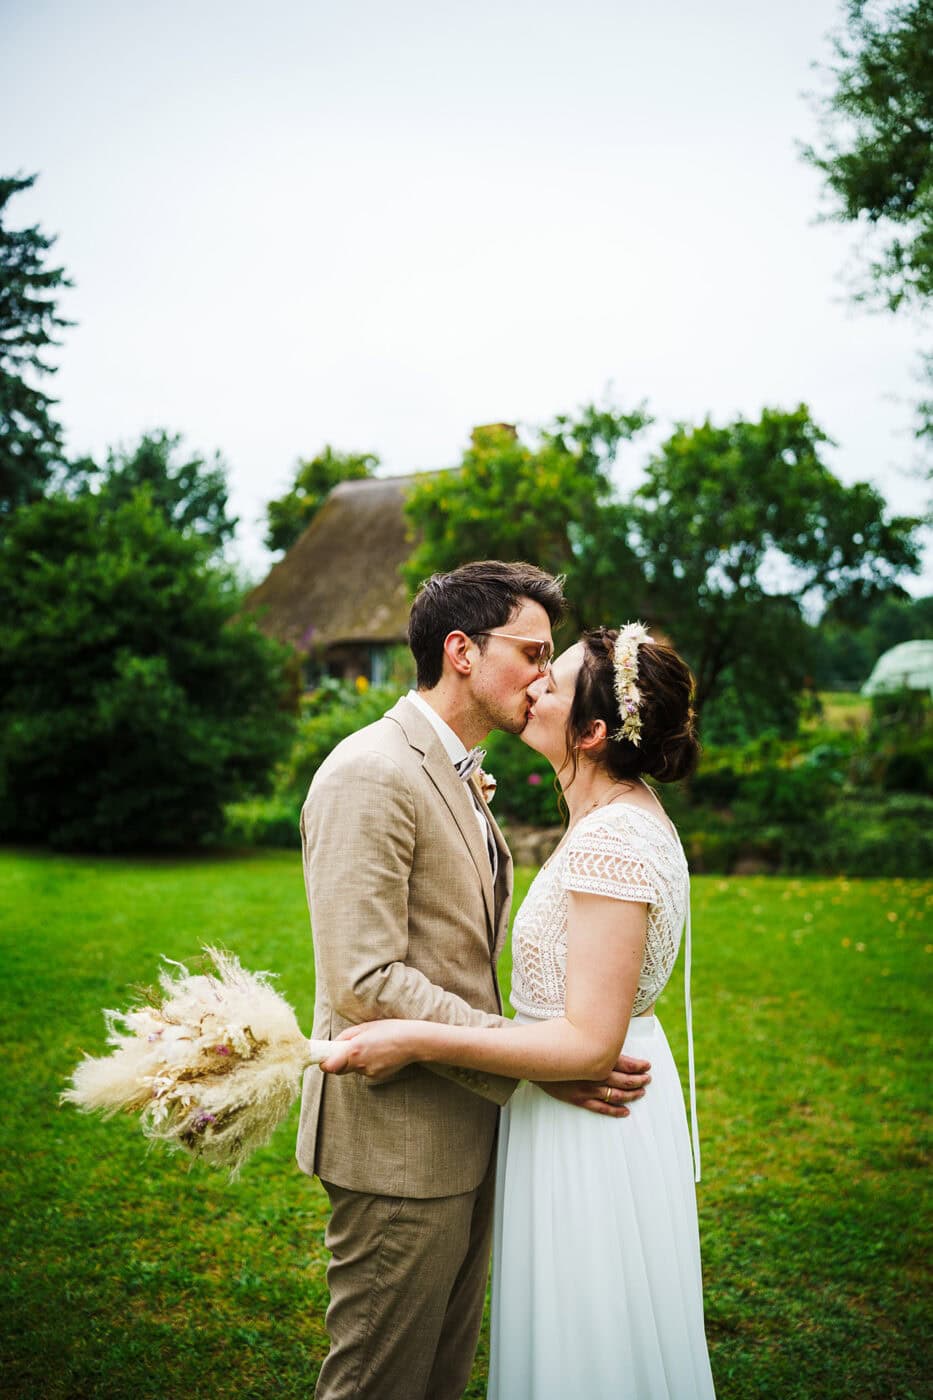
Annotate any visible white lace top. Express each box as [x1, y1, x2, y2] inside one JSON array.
[[510, 800, 701, 1179]]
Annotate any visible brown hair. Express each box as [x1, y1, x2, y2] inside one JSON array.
[[408, 560, 566, 689], [567, 627, 700, 784]]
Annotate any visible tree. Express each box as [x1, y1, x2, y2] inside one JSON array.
[[265, 446, 379, 553], [0, 491, 296, 851], [0, 173, 72, 522], [403, 403, 653, 631], [72, 429, 237, 555], [803, 0, 933, 313], [629, 405, 922, 730]]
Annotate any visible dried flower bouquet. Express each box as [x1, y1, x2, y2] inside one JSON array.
[[63, 947, 334, 1175]]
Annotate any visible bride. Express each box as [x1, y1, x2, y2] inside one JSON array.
[[324, 624, 716, 1399]]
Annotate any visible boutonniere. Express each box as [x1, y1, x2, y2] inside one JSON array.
[[475, 767, 497, 804]]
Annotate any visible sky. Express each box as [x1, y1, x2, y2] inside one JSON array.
[[3, 0, 931, 592]]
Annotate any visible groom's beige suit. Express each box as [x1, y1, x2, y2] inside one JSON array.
[[296, 694, 516, 1399]]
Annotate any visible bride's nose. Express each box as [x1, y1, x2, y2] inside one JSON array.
[[527, 674, 550, 702]]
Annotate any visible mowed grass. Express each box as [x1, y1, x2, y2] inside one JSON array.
[[1, 849, 930, 1399], [808, 691, 872, 733]]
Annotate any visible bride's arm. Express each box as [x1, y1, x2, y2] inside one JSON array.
[[322, 891, 648, 1083]]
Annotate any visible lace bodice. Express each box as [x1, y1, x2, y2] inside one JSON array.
[[510, 799, 701, 1180], [510, 803, 689, 1021]]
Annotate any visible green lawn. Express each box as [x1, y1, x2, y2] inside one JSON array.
[[808, 691, 872, 733], [1, 850, 930, 1399]]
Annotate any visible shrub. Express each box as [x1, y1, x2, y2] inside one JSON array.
[[732, 762, 844, 826], [0, 494, 296, 851], [803, 795, 933, 876], [870, 689, 931, 736], [882, 735, 933, 793], [274, 682, 405, 804], [481, 730, 562, 826], [222, 682, 407, 846], [681, 824, 745, 874], [689, 765, 742, 807], [223, 797, 301, 849]]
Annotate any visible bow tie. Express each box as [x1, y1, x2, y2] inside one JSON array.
[[455, 747, 486, 782]]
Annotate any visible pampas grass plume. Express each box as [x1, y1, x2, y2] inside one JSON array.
[[63, 947, 334, 1176]]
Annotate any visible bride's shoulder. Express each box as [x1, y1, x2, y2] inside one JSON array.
[[578, 800, 682, 857]]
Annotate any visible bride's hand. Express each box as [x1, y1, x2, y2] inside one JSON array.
[[319, 1021, 420, 1081]]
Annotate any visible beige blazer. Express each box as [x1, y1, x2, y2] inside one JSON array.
[[295, 695, 517, 1198]]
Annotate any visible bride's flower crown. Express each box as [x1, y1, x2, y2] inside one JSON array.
[[611, 621, 653, 746]]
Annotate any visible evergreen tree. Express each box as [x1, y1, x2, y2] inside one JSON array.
[[0, 174, 72, 522]]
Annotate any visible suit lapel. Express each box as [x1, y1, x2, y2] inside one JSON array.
[[387, 698, 497, 937]]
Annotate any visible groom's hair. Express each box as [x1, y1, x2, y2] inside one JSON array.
[[408, 560, 565, 689]]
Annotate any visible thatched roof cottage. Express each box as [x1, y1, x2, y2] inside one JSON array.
[[244, 474, 417, 684]]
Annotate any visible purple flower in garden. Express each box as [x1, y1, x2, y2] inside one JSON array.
[[215, 1045, 231, 1055], [528, 773, 542, 786]]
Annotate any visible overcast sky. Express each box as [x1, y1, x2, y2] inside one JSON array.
[[4, 0, 930, 592]]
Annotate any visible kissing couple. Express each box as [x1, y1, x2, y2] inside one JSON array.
[[297, 560, 716, 1399]]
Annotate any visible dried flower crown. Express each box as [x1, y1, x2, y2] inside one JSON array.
[[612, 621, 652, 745]]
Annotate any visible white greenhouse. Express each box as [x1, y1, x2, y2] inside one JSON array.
[[862, 639, 933, 699]]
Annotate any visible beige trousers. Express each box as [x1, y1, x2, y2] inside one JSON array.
[[315, 1160, 496, 1400]]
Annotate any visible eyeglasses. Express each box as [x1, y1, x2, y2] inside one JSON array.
[[473, 631, 554, 673]]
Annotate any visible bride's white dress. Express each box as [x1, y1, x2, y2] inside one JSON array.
[[489, 802, 716, 1399]]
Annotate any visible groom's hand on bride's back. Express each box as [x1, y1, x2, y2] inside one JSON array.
[[537, 1052, 651, 1118]]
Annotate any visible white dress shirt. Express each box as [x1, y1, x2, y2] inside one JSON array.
[[406, 690, 497, 877]]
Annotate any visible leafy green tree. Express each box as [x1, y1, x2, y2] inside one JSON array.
[[0, 492, 296, 851], [0, 173, 72, 522], [403, 404, 653, 631], [630, 405, 922, 731], [265, 446, 379, 553], [71, 429, 237, 555], [803, 0, 933, 313]]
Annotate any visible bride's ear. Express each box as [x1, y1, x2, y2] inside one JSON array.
[[577, 719, 608, 754]]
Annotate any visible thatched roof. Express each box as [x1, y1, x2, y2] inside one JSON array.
[[245, 475, 418, 651]]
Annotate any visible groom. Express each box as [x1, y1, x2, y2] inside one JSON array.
[[297, 560, 651, 1400]]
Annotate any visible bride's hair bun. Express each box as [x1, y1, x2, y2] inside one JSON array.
[[568, 628, 701, 785]]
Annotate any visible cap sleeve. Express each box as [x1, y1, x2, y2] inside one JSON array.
[[561, 812, 659, 905]]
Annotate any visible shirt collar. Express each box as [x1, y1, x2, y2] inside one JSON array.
[[406, 690, 468, 767]]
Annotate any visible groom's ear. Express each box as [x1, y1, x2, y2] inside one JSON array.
[[443, 630, 474, 677]]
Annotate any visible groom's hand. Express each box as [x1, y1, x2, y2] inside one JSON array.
[[536, 1052, 651, 1118]]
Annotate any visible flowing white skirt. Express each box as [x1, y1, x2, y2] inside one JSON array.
[[488, 1015, 716, 1399]]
